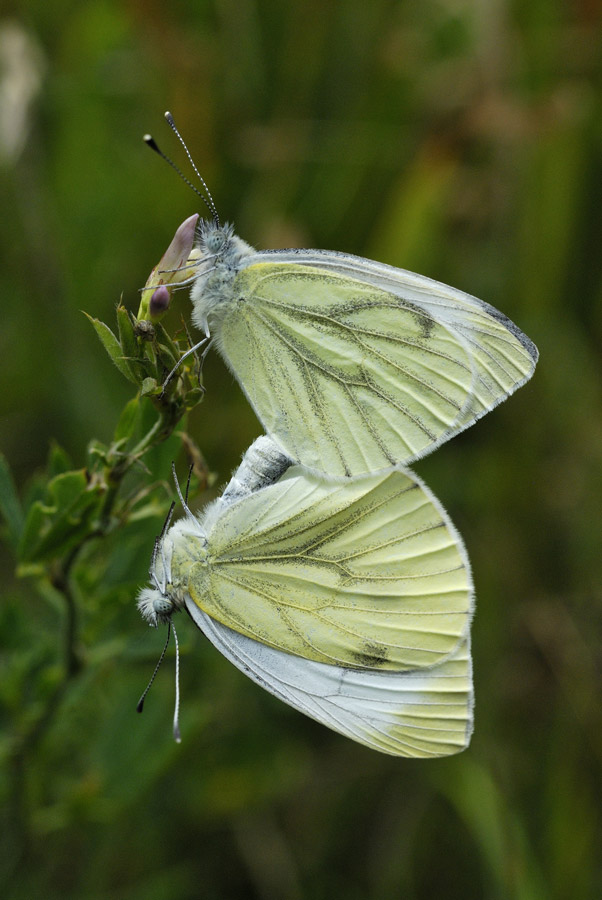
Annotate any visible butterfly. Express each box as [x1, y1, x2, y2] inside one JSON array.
[[145, 113, 537, 477], [138, 436, 474, 757]]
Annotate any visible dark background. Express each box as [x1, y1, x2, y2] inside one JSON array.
[[1, 1, 601, 897]]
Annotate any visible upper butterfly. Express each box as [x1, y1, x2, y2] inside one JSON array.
[[150, 113, 539, 478]]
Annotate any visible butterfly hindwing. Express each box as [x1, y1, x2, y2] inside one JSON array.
[[188, 604, 474, 758]]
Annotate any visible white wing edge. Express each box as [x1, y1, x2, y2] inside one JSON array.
[[186, 601, 474, 758], [242, 247, 538, 368]]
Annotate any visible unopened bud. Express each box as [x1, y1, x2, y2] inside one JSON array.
[[159, 213, 199, 274], [149, 285, 170, 317], [137, 214, 200, 321]]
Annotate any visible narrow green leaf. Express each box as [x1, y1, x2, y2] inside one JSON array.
[[46, 470, 89, 507], [83, 312, 138, 384], [17, 469, 104, 564], [17, 500, 47, 561], [0, 453, 24, 548], [117, 305, 143, 381], [114, 397, 143, 443], [153, 321, 181, 367]]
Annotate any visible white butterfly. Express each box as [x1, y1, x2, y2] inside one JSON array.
[[186, 226, 537, 478], [147, 114, 538, 478], [138, 437, 474, 758]]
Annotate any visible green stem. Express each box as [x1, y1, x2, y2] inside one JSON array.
[[130, 411, 167, 457]]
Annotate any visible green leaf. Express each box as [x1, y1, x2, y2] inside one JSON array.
[[0, 453, 24, 549], [17, 469, 105, 564], [140, 377, 159, 397], [117, 305, 143, 381], [87, 439, 110, 469], [114, 397, 143, 444], [153, 321, 181, 362], [84, 312, 138, 384], [48, 442, 74, 478]]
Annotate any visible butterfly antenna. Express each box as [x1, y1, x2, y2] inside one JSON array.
[[164, 111, 220, 228], [171, 460, 194, 519], [172, 621, 182, 743], [184, 463, 194, 506], [159, 335, 211, 398], [172, 460, 194, 519], [143, 132, 214, 220], [136, 621, 172, 713]]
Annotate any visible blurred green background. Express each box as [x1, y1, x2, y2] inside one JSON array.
[[1, 1, 601, 897]]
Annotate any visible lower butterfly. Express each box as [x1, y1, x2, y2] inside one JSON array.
[[138, 437, 474, 758]]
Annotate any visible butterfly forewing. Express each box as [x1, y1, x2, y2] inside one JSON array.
[[220, 262, 479, 476], [216, 254, 537, 476]]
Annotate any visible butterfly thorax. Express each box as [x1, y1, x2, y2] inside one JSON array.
[[164, 519, 209, 605], [191, 220, 255, 334]]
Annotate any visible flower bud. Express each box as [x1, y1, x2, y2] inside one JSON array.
[[149, 285, 170, 317], [137, 213, 200, 321]]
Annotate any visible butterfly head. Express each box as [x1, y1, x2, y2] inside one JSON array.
[[198, 219, 234, 254], [138, 514, 208, 628], [137, 522, 179, 627], [196, 219, 254, 262], [137, 586, 176, 627]]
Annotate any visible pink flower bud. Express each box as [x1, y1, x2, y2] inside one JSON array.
[[138, 214, 200, 321], [149, 285, 170, 317], [157, 213, 199, 275]]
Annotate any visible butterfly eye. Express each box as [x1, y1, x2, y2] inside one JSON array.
[[205, 230, 226, 253], [153, 597, 173, 617]]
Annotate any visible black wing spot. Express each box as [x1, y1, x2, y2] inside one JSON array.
[[351, 641, 389, 669]]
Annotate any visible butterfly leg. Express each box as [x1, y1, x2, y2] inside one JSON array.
[[160, 335, 211, 397], [195, 337, 214, 390]]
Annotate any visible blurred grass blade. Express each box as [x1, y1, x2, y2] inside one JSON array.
[[0, 453, 25, 549], [432, 759, 547, 900]]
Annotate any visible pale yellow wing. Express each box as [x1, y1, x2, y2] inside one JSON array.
[[187, 465, 473, 670], [217, 260, 536, 476], [190, 603, 474, 757]]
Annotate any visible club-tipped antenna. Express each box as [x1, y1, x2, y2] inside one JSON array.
[[144, 134, 206, 205], [163, 111, 220, 228], [144, 129, 219, 227], [137, 621, 172, 713]]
